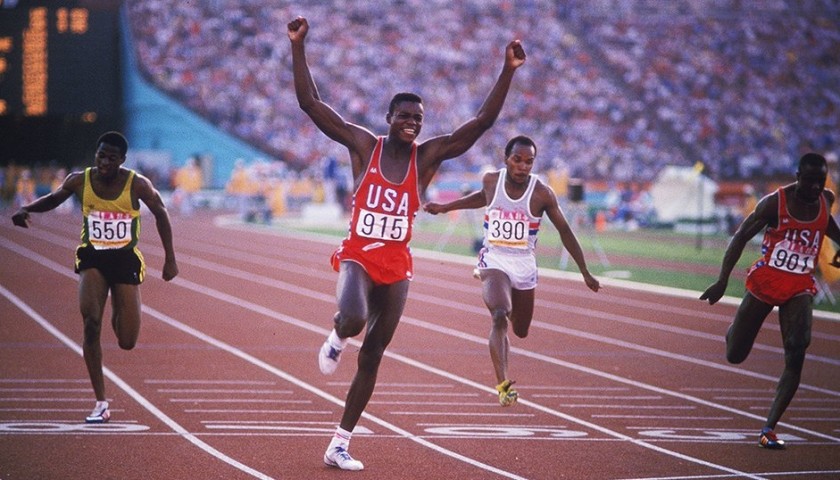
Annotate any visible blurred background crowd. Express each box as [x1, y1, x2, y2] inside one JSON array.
[[124, 0, 840, 182], [3, 0, 838, 230]]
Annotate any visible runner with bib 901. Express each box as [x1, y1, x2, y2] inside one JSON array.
[[701, 152, 840, 450]]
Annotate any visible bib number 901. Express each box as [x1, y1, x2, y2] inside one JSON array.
[[769, 241, 816, 274]]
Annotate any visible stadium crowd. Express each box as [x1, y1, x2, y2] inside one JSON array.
[[125, 0, 840, 182]]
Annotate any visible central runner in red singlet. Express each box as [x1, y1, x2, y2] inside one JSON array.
[[289, 16, 527, 470], [331, 137, 421, 284]]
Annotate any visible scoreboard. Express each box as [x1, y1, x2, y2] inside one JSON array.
[[0, 1, 120, 117], [0, 1, 121, 164]]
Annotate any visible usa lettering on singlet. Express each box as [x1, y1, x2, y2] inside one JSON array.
[[354, 184, 412, 242], [759, 188, 827, 275], [484, 169, 541, 253], [344, 136, 420, 248], [330, 136, 421, 284], [81, 168, 140, 250]]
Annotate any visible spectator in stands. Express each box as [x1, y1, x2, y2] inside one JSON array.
[[14, 169, 36, 209], [172, 155, 203, 216], [126, 1, 840, 184], [225, 158, 256, 220]]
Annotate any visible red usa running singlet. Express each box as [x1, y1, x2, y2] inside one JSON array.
[[330, 137, 421, 285], [745, 187, 829, 305]]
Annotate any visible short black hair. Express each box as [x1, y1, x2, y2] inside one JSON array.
[[97, 131, 128, 157], [798, 152, 827, 172], [504, 135, 537, 158], [388, 92, 423, 115]]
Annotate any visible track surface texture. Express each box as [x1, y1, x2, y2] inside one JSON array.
[[2, 210, 839, 480]]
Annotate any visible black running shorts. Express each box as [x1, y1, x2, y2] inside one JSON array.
[[74, 245, 145, 285]]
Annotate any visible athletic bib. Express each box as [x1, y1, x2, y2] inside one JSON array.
[[354, 208, 409, 241], [486, 209, 529, 249], [86, 210, 135, 250], [767, 239, 818, 274]]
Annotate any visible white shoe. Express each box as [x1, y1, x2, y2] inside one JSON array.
[[85, 401, 110, 423], [318, 340, 342, 375], [324, 446, 364, 471]]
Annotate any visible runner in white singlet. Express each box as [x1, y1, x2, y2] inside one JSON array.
[[424, 135, 600, 407]]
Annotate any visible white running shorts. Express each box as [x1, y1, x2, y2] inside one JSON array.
[[476, 248, 538, 290]]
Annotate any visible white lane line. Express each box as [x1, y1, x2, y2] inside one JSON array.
[[201, 420, 342, 425], [681, 388, 772, 392], [139, 222, 840, 372], [407, 240, 840, 323], [159, 276, 769, 480], [0, 379, 90, 384], [0, 398, 103, 402], [183, 409, 332, 415], [418, 287, 840, 397], [369, 383, 455, 388], [19, 223, 840, 371], [592, 415, 733, 420], [140, 298, 529, 480], [134, 225, 840, 396], [407, 260, 840, 348], [390, 412, 535, 417], [0, 235, 807, 479], [372, 391, 478, 397], [0, 408, 125, 415], [0, 388, 91, 393], [401, 315, 840, 445], [203, 425, 337, 433], [2, 238, 763, 480], [0, 284, 274, 480], [619, 469, 840, 480], [531, 395, 663, 400], [557, 405, 695, 410], [155, 389, 292, 394], [168, 399, 312, 404], [526, 386, 631, 391], [146, 380, 277, 385], [368, 401, 495, 406]]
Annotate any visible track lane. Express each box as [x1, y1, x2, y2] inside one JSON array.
[[2, 210, 839, 479]]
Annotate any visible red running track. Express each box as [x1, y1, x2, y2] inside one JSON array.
[[1, 210, 839, 479]]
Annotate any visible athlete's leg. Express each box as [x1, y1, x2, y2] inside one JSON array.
[[509, 288, 535, 339], [765, 294, 812, 429], [334, 261, 373, 339], [481, 269, 512, 383], [339, 279, 410, 432], [726, 292, 774, 364], [78, 269, 110, 401], [110, 283, 142, 350]]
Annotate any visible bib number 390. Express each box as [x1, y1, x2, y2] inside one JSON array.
[[356, 209, 408, 241], [487, 219, 528, 249]]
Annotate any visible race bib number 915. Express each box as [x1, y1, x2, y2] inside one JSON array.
[[355, 209, 408, 241], [87, 210, 134, 250]]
